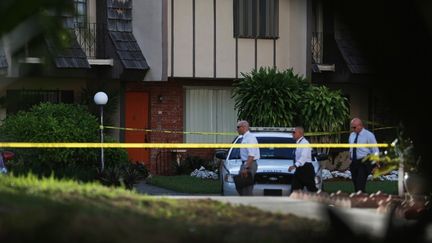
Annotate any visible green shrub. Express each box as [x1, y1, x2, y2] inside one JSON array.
[[0, 102, 129, 181], [98, 162, 150, 189]]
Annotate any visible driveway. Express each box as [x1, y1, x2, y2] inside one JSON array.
[[134, 180, 187, 195]]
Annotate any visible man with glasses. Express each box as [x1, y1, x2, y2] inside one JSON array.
[[288, 126, 318, 193], [236, 120, 260, 195], [349, 118, 379, 193]]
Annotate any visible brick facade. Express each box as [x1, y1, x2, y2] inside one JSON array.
[[126, 79, 233, 175]]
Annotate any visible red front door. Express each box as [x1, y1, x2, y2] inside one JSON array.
[[125, 91, 150, 165]]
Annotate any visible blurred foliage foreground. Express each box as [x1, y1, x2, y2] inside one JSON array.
[[1, 174, 430, 243], [0, 174, 330, 243]]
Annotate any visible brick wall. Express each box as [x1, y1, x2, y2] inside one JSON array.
[[126, 78, 233, 175]]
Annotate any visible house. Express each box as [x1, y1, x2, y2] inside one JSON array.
[[309, 0, 396, 139], [133, 0, 316, 173], [0, 0, 384, 175], [0, 0, 150, 168]]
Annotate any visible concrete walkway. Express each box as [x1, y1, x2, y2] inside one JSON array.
[[134, 180, 187, 195]]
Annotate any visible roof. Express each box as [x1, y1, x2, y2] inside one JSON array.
[[250, 127, 295, 132], [334, 22, 373, 74], [45, 31, 90, 69], [253, 132, 294, 138], [237, 132, 294, 139], [106, 0, 149, 71], [109, 32, 149, 70]]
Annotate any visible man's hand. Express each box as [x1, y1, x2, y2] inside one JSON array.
[[241, 167, 249, 177], [288, 165, 296, 172]]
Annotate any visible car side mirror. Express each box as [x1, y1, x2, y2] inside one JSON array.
[[215, 150, 227, 160]]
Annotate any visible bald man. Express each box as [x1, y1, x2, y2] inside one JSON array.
[[236, 120, 260, 196], [349, 118, 379, 193]]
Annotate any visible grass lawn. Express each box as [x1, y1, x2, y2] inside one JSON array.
[[147, 175, 221, 194], [324, 179, 398, 195], [0, 174, 330, 242], [148, 175, 398, 195]]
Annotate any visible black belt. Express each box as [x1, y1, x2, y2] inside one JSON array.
[[297, 162, 312, 167], [242, 160, 256, 163]]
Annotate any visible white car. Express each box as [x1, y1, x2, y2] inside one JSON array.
[[216, 128, 325, 196]]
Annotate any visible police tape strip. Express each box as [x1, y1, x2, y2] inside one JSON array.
[[0, 143, 390, 148], [103, 126, 237, 136], [103, 125, 397, 137]]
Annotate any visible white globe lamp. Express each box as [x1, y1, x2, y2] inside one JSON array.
[[94, 91, 108, 172]]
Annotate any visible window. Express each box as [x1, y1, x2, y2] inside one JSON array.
[[185, 88, 237, 143], [311, 0, 323, 64], [233, 0, 279, 39], [6, 90, 74, 115], [74, 0, 87, 27], [229, 137, 296, 160]]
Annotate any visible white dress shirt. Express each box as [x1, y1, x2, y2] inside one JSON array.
[[295, 136, 312, 167], [349, 128, 379, 159], [240, 131, 260, 161]]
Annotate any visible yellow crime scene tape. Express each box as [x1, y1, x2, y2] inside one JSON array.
[[103, 125, 397, 137], [103, 126, 237, 136], [0, 125, 395, 148], [0, 142, 390, 149]]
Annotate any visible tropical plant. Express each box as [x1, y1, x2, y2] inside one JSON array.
[[365, 126, 427, 196], [232, 67, 349, 154], [299, 86, 350, 153], [365, 126, 419, 176], [232, 67, 310, 127]]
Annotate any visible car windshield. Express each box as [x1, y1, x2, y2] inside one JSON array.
[[228, 136, 295, 160]]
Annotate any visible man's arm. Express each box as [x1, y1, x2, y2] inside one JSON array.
[[369, 133, 379, 154]]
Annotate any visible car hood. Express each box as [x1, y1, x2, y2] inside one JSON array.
[[226, 159, 295, 174]]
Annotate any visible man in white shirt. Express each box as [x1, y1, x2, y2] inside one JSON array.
[[349, 118, 379, 193], [236, 120, 260, 196], [288, 126, 318, 193]]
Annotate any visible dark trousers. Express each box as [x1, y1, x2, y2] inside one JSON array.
[[350, 159, 373, 193], [291, 163, 318, 193], [237, 161, 258, 196]]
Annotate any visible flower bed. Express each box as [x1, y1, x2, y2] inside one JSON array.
[[322, 169, 398, 181]]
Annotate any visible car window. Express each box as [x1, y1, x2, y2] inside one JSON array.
[[228, 137, 243, 159], [228, 136, 295, 160], [258, 137, 296, 159]]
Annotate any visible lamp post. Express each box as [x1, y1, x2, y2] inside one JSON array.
[[94, 92, 108, 172]]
